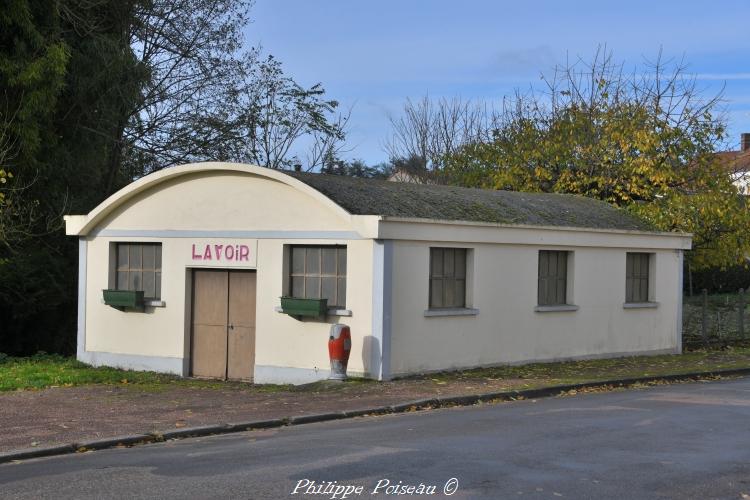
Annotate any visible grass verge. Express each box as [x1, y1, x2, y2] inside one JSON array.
[[411, 347, 750, 389], [0, 353, 293, 392], [3, 348, 750, 393]]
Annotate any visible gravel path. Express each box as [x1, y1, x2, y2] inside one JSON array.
[[0, 377, 526, 452]]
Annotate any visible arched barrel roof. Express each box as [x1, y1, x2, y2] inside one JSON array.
[[66, 161, 658, 236], [65, 162, 353, 236]]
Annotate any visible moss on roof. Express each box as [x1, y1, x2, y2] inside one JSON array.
[[287, 172, 656, 232]]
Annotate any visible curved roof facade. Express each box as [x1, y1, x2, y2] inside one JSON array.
[[66, 162, 659, 235]]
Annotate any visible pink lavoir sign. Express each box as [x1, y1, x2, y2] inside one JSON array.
[[191, 243, 250, 262]]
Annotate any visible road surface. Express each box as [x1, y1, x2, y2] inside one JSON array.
[[2, 377, 750, 499]]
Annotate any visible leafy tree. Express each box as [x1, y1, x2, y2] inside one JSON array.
[[443, 49, 746, 270], [0, 1, 68, 248], [0, 0, 142, 354], [0, 0, 349, 355]]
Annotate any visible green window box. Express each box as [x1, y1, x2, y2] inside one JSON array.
[[103, 289, 145, 311], [280, 297, 328, 318]]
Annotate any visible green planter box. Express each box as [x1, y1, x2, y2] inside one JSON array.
[[103, 289, 144, 310], [280, 297, 327, 318]]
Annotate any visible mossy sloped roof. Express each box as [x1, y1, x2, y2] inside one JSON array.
[[287, 172, 656, 232]]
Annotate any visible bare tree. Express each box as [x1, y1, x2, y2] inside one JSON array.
[[384, 96, 498, 182], [221, 54, 348, 171], [116, 1, 348, 181], [305, 107, 352, 172], [105, 0, 252, 190]]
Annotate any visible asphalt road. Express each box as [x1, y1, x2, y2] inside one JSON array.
[[2, 378, 750, 499]]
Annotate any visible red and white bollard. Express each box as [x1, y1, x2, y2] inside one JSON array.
[[328, 324, 351, 380]]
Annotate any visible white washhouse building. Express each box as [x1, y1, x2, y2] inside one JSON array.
[[64, 162, 692, 384]]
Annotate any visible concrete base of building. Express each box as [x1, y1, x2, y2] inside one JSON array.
[[78, 351, 184, 376], [253, 365, 373, 385], [388, 346, 680, 379]]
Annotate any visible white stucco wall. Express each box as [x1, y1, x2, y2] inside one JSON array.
[[254, 238, 376, 382], [68, 162, 691, 384], [75, 167, 378, 383], [388, 239, 683, 376]]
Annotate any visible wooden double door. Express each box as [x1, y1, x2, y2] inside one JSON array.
[[191, 270, 256, 381]]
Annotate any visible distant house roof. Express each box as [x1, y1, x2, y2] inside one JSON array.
[[714, 133, 750, 175], [287, 172, 655, 232], [716, 149, 750, 174]]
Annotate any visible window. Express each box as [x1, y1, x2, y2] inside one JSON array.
[[289, 246, 346, 308], [115, 243, 162, 299], [626, 253, 651, 303], [538, 250, 568, 306], [429, 248, 467, 309]]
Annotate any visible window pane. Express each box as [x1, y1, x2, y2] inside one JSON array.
[[556, 278, 566, 304], [291, 248, 305, 274], [321, 277, 336, 304], [143, 245, 155, 271], [292, 276, 304, 297], [626, 253, 650, 302], [155, 245, 162, 270], [539, 251, 567, 304], [548, 251, 557, 277], [455, 279, 466, 308], [626, 253, 633, 278], [444, 277, 455, 306], [430, 279, 443, 308], [538, 277, 547, 305], [306, 248, 320, 275], [455, 250, 466, 279], [337, 248, 347, 276], [117, 271, 128, 290], [322, 248, 337, 275], [113, 244, 162, 294], [431, 248, 443, 278], [444, 249, 455, 277], [539, 252, 549, 277], [558, 252, 567, 278], [337, 278, 346, 308], [305, 277, 321, 299], [130, 245, 142, 270], [128, 271, 141, 291], [117, 245, 129, 270], [143, 271, 155, 298]]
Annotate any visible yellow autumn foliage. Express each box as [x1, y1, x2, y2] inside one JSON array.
[[445, 101, 750, 270]]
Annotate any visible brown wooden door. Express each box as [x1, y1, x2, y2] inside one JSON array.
[[191, 270, 229, 379], [227, 271, 256, 381], [191, 269, 256, 381]]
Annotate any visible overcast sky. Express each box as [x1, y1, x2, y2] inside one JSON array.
[[246, 0, 750, 165]]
